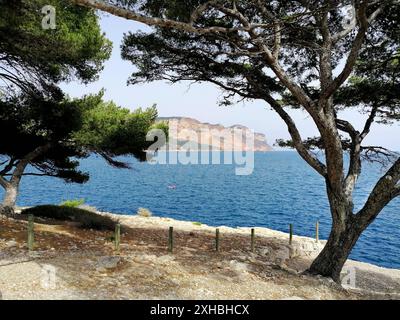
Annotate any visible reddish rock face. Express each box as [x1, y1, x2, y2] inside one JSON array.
[[157, 117, 273, 152]]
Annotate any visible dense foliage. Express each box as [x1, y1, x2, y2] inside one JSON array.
[[0, 0, 167, 213], [0, 92, 164, 183], [73, 94, 167, 165], [0, 94, 88, 183], [0, 0, 112, 97]]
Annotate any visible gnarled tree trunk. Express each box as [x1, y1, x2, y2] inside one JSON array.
[[307, 181, 364, 282], [307, 216, 362, 282], [308, 157, 400, 282], [3, 183, 18, 207], [0, 182, 19, 215], [0, 145, 50, 215]]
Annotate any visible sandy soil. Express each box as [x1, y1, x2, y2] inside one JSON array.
[[0, 213, 399, 300]]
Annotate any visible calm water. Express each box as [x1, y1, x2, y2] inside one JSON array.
[[5, 152, 400, 269]]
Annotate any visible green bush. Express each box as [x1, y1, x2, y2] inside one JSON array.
[[22, 205, 117, 231], [60, 199, 85, 208]]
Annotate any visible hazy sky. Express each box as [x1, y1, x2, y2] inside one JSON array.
[[62, 14, 400, 150]]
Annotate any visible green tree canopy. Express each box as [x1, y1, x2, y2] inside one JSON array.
[[0, 94, 88, 183], [0, 0, 112, 97], [73, 93, 167, 165], [0, 0, 114, 214], [0, 92, 166, 211]]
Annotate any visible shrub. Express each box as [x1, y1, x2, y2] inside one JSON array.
[[137, 207, 152, 217], [192, 222, 202, 226], [60, 199, 85, 208], [22, 205, 116, 231]]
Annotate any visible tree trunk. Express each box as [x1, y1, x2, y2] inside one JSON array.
[[307, 214, 362, 283], [3, 184, 18, 207], [0, 183, 18, 215], [0, 146, 49, 216]]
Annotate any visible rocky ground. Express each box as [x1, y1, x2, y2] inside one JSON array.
[[0, 213, 399, 300]]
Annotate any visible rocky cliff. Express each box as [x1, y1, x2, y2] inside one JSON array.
[[157, 117, 273, 152]]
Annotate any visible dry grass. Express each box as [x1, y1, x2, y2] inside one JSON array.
[[0, 215, 399, 300]]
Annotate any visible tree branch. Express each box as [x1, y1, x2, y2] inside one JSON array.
[[336, 119, 359, 137], [190, 0, 220, 24], [0, 157, 16, 176], [332, 2, 357, 42], [333, 117, 362, 196], [0, 175, 9, 188], [10, 144, 51, 185], [263, 96, 327, 177], [254, 0, 281, 58], [317, 8, 333, 93], [332, 2, 387, 42], [360, 105, 379, 140], [5, 173, 60, 178], [320, 1, 369, 100], [393, 185, 400, 198], [183, 70, 327, 177], [361, 146, 399, 166], [356, 157, 400, 229], [71, 0, 248, 34], [216, 2, 319, 118], [74, 0, 319, 121]]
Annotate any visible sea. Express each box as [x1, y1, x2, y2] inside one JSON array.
[[4, 151, 399, 269]]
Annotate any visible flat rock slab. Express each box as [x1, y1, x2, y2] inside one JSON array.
[[96, 256, 122, 270]]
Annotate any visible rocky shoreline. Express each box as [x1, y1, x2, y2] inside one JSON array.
[[0, 212, 399, 300]]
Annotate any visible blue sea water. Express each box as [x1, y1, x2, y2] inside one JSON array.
[[4, 152, 399, 269]]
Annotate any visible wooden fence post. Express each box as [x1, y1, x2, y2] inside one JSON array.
[[316, 220, 319, 243], [168, 227, 174, 253], [251, 228, 255, 253], [215, 228, 220, 252], [115, 223, 121, 253], [27, 214, 34, 251], [289, 224, 293, 245]]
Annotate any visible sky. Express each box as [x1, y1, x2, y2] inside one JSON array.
[[61, 13, 400, 150]]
